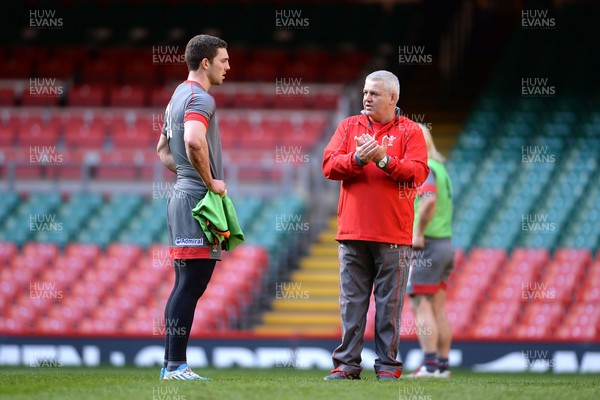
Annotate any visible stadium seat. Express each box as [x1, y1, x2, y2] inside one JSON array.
[[109, 85, 146, 107], [150, 85, 177, 107], [63, 119, 105, 148], [80, 59, 119, 84], [121, 58, 156, 84], [44, 57, 77, 80], [0, 118, 18, 147], [513, 303, 563, 339], [67, 85, 106, 107], [472, 301, 520, 339], [0, 58, 32, 79], [0, 242, 17, 265], [18, 120, 59, 147]]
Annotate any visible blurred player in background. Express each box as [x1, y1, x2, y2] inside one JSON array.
[[406, 123, 454, 378], [156, 34, 229, 380], [322, 71, 429, 381]]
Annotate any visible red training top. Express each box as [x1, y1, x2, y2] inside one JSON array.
[[322, 113, 429, 245]]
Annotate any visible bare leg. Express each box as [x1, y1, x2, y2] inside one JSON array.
[[432, 289, 451, 358], [409, 294, 438, 353]]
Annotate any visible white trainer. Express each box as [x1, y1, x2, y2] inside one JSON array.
[[405, 364, 440, 378], [162, 364, 212, 381]]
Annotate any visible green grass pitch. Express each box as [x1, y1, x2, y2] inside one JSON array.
[[0, 367, 598, 400]]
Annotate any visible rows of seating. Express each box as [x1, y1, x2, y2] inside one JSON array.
[[258, 214, 599, 340], [447, 97, 600, 251], [446, 4, 599, 251], [0, 242, 268, 335], [0, 108, 330, 181], [359, 248, 598, 341], [0, 183, 310, 336], [0, 192, 302, 260], [0, 82, 343, 109], [0, 109, 329, 149], [0, 47, 369, 85], [445, 248, 599, 340], [2, 238, 598, 339]]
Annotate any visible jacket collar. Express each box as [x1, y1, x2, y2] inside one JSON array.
[[358, 107, 403, 130]]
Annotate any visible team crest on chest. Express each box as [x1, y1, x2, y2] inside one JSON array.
[[387, 135, 396, 147]]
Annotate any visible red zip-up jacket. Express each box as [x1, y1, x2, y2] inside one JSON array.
[[322, 112, 429, 245]]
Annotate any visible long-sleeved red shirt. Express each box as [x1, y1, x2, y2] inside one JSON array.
[[322, 113, 429, 245]]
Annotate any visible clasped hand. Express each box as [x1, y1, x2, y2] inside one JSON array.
[[354, 134, 388, 164]]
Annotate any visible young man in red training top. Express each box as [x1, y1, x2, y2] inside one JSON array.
[[322, 70, 429, 381]]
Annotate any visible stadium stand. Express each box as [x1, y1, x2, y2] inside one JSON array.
[[0, 1, 598, 346]]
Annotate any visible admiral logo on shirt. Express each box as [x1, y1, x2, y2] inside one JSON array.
[[175, 237, 204, 246]]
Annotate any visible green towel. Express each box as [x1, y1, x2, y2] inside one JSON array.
[[192, 191, 245, 251]]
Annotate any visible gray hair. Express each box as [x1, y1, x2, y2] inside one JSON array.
[[365, 70, 400, 98]]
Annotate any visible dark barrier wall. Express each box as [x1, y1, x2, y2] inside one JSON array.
[[1, 336, 598, 373]]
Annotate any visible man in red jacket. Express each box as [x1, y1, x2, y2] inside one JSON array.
[[322, 70, 429, 381]]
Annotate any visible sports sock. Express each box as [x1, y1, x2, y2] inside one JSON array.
[[163, 360, 168, 369], [424, 352, 438, 373], [166, 361, 185, 372], [438, 357, 449, 372]]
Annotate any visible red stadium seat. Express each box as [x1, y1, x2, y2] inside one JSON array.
[[48, 304, 83, 326], [40, 268, 75, 288], [115, 282, 148, 304], [17, 120, 59, 147], [121, 58, 156, 85], [554, 248, 592, 265], [13, 47, 48, 67], [13, 253, 50, 275], [122, 318, 154, 335], [107, 243, 142, 260], [21, 81, 63, 106], [161, 64, 188, 84], [94, 150, 143, 179], [446, 299, 476, 339], [0, 87, 16, 106], [68, 84, 107, 107], [0, 317, 28, 333], [513, 302, 563, 339], [78, 318, 120, 334], [110, 119, 154, 148], [556, 303, 600, 340], [472, 300, 519, 339], [23, 242, 60, 260], [52, 47, 89, 65], [63, 119, 105, 148], [80, 59, 119, 84], [0, 58, 32, 79], [65, 243, 102, 262], [193, 297, 230, 332], [312, 90, 340, 110], [45, 57, 76, 80], [36, 317, 70, 334], [0, 242, 17, 265], [109, 85, 146, 107], [242, 60, 280, 82], [71, 281, 107, 300], [96, 256, 130, 277], [469, 248, 508, 263], [1, 268, 32, 288], [0, 119, 18, 147], [52, 255, 86, 277], [231, 88, 267, 108], [281, 60, 319, 83], [150, 85, 176, 108]]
